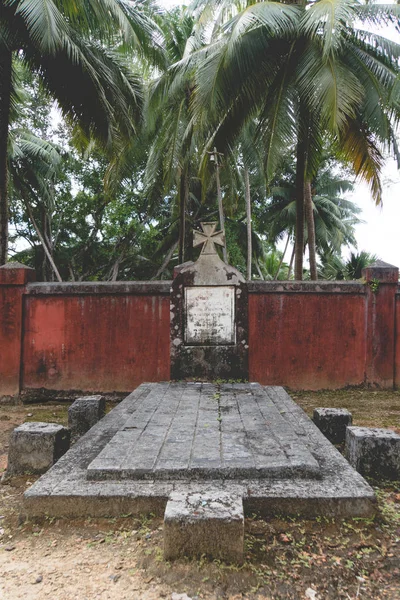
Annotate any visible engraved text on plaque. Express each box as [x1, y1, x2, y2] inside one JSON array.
[[185, 286, 235, 345]]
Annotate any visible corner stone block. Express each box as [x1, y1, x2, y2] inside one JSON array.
[[68, 395, 106, 441], [362, 260, 399, 284], [164, 491, 244, 563], [0, 261, 36, 285], [313, 408, 352, 444], [346, 426, 400, 479], [6, 422, 70, 476]]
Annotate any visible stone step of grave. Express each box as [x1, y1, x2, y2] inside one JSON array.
[[163, 489, 244, 563], [6, 422, 70, 476], [86, 382, 321, 482], [68, 395, 106, 443], [313, 408, 353, 444], [346, 426, 400, 479]]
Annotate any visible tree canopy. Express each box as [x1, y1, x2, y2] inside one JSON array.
[[3, 0, 400, 281]]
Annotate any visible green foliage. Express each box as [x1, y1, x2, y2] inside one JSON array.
[[319, 251, 378, 281], [6, 0, 400, 281]]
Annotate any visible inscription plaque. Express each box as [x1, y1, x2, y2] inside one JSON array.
[[185, 286, 235, 345]]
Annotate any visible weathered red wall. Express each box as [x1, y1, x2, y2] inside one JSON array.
[[394, 294, 400, 388], [248, 283, 367, 390], [1, 263, 400, 400], [21, 283, 170, 394]]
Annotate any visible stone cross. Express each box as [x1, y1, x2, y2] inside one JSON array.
[[193, 222, 225, 255]]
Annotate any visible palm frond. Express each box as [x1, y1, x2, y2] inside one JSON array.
[[337, 116, 383, 205]]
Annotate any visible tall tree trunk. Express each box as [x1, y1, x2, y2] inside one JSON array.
[[294, 137, 306, 280], [215, 148, 227, 263], [256, 259, 264, 280], [288, 244, 295, 279], [274, 232, 290, 280], [0, 50, 12, 265], [178, 169, 188, 264], [304, 179, 318, 280], [24, 197, 62, 282], [152, 240, 179, 280], [244, 167, 252, 280]]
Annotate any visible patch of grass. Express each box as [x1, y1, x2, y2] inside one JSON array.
[[292, 388, 400, 431], [23, 405, 69, 426]]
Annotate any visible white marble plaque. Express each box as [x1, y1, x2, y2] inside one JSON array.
[[185, 286, 235, 345]]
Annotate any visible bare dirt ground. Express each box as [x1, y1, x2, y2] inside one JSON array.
[[0, 389, 399, 600]]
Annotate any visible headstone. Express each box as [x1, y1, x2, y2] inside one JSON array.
[[170, 222, 248, 380], [6, 422, 70, 475], [68, 395, 106, 442], [164, 490, 244, 563], [313, 408, 352, 444], [346, 426, 400, 479]]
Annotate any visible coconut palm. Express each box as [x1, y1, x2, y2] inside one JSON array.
[[186, 0, 400, 279], [143, 8, 207, 266], [0, 0, 163, 264], [8, 127, 63, 279], [258, 158, 362, 267], [319, 250, 378, 280]]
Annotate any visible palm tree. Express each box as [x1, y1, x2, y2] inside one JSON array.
[[8, 128, 63, 279], [0, 0, 162, 264], [141, 9, 199, 265], [186, 0, 400, 279], [319, 250, 377, 280], [259, 158, 362, 268]]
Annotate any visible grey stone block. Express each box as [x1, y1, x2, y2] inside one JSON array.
[[7, 422, 70, 475], [164, 491, 244, 563], [313, 408, 352, 444], [68, 395, 105, 441], [346, 426, 400, 479]]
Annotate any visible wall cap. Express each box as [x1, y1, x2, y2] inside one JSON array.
[[25, 281, 171, 296], [247, 280, 365, 294]]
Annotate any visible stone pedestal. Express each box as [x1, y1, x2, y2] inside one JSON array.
[[313, 408, 352, 444], [6, 422, 70, 475], [346, 426, 400, 479], [170, 222, 248, 380], [68, 395, 106, 442], [164, 491, 244, 563]]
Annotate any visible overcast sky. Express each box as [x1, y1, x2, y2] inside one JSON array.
[[159, 0, 400, 267]]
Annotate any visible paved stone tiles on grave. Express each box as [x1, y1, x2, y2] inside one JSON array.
[[86, 382, 321, 481]]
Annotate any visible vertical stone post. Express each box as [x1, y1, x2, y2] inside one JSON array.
[[362, 261, 399, 388], [0, 262, 35, 401]]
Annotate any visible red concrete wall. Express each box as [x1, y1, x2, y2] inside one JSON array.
[[248, 285, 367, 390], [1, 265, 400, 400], [22, 285, 170, 394], [394, 294, 400, 388]]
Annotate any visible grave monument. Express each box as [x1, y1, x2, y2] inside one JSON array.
[[21, 221, 377, 562], [170, 222, 248, 380]]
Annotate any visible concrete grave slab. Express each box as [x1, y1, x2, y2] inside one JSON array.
[[6, 422, 70, 476], [164, 490, 244, 562], [23, 383, 376, 520], [86, 382, 320, 481]]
